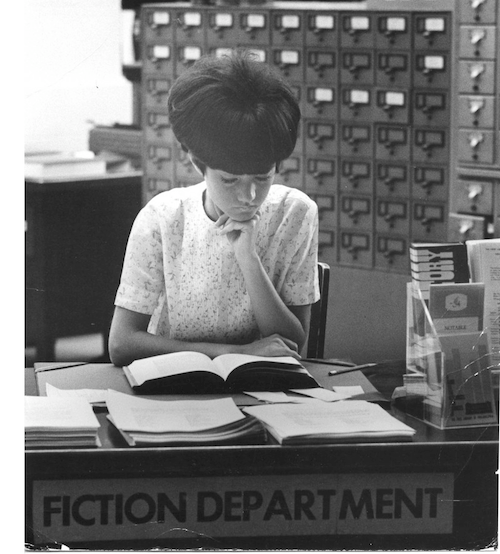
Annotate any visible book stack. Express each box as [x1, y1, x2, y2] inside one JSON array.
[[106, 390, 266, 447], [243, 400, 416, 445], [24, 151, 107, 181], [25, 396, 101, 448]]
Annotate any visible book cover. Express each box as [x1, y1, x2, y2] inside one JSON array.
[[429, 282, 484, 336], [410, 242, 470, 302], [466, 239, 500, 367]]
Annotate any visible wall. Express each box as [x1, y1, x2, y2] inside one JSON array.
[[24, 0, 132, 153]]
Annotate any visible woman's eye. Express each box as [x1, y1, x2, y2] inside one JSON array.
[[221, 178, 238, 185]]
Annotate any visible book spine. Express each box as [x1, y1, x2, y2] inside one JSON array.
[[409, 243, 470, 302]]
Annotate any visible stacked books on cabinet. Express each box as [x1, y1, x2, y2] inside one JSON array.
[[406, 239, 499, 429]]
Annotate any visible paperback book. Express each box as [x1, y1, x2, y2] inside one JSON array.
[[24, 396, 101, 448], [106, 390, 266, 446], [122, 351, 319, 394], [410, 242, 470, 302], [243, 400, 416, 445]]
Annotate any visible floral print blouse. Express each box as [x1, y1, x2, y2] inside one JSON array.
[[115, 182, 319, 345]]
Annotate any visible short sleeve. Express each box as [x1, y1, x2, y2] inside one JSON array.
[[280, 196, 320, 306], [115, 203, 165, 315]]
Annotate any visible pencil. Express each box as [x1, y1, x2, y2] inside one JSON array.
[[328, 363, 378, 376]]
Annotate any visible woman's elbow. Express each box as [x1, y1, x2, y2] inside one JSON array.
[[108, 332, 133, 367]]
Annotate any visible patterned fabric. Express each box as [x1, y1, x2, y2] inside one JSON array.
[[115, 182, 319, 344]]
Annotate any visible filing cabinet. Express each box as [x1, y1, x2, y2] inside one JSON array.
[[139, 0, 500, 278], [452, 0, 499, 243]]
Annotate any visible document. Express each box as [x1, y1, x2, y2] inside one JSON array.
[[244, 400, 416, 444]]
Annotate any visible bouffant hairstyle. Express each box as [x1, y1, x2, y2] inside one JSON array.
[[167, 50, 300, 175]]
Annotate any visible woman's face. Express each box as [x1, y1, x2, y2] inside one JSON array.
[[203, 165, 276, 222]]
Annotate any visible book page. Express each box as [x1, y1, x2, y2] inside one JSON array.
[[213, 354, 302, 380], [25, 396, 100, 430], [244, 400, 415, 438], [106, 389, 245, 433], [126, 351, 219, 386]]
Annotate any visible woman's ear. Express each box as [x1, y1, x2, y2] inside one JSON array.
[[188, 153, 204, 176]]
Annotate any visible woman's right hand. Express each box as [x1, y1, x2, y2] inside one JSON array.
[[238, 334, 301, 359]]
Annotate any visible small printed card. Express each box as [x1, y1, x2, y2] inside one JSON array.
[[428, 282, 484, 336]]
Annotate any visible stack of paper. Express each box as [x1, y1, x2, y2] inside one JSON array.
[[106, 390, 265, 446], [25, 396, 101, 448], [244, 400, 416, 445]]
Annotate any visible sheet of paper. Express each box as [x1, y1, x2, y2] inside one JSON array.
[[290, 388, 351, 401], [106, 389, 245, 433], [244, 391, 324, 404], [244, 391, 295, 403], [331, 385, 364, 397], [45, 383, 108, 404], [25, 396, 100, 430]]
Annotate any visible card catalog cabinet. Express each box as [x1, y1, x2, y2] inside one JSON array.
[[139, 0, 498, 274]]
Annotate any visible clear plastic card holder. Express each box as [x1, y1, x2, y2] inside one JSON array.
[[406, 282, 498, 429]]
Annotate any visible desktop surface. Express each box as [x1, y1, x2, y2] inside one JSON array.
[[25, 361, 498, 551]]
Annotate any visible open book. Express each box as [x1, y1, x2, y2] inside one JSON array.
[[243, 400, 416, 445], [123, 352, 319, 394]]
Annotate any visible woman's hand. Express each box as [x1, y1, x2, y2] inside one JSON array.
[[238, 334, 301, 359], [215, 212, 260, 259]]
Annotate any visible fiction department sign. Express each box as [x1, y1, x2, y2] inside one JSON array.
[[30, 472, 454, 543]]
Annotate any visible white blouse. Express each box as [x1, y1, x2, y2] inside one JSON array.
[[115, 182, 319, 345]]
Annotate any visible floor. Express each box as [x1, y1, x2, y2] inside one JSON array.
[[25, 333, 107, 367]]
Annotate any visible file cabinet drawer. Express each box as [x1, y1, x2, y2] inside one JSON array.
[[375, 235, 409, 272], [271, 48, 303, 81], [173, 9, 205, 44], [272, 11, 303, 46], [305, 49, 337, 84], [459, 25, 497, 59], [457, 130, 495, 164], [457, 95, 495, 128], [376, 199, 410, 235], [411, 202, 448, 241], [412, 165, 448, 202], [455, 179, 494, 215], [340, 14, 374, 48], [413, 13, 452, 50], [375, 15, 411, 50], [339, 158, 372, 195], [239, 12, 270, 44], [143, 9, 174, 43], [305, 157, 337, 193], [458, 60, 496, 94], [340, 194, 373, 230], [340, 124, 372, 157], [375, 162, 410, 198], [305, 12, 337, 46], [339, 230, 372, 267]]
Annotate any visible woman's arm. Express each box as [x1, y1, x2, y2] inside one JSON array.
[[108, 306, 303, 367], [216, 214, 312, 352]]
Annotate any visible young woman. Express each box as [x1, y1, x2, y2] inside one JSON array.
[[108, 50, 319, 367]]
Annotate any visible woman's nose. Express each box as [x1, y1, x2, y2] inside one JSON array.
[[238, 181, 257, 203]]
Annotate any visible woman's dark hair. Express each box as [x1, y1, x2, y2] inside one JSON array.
[[167, 50, 301, 175]]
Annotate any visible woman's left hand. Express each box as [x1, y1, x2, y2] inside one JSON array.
[[215, 212, 261, 259]]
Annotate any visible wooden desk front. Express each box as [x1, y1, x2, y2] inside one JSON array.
[[25, 362, 498, 550], [25, 172, 142, 361]]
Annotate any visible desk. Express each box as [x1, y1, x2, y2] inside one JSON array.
[[25, 362, 498, 550], [25, 173, 142, 360]]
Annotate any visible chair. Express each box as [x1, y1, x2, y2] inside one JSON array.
[[307, 262, 330, 359]]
